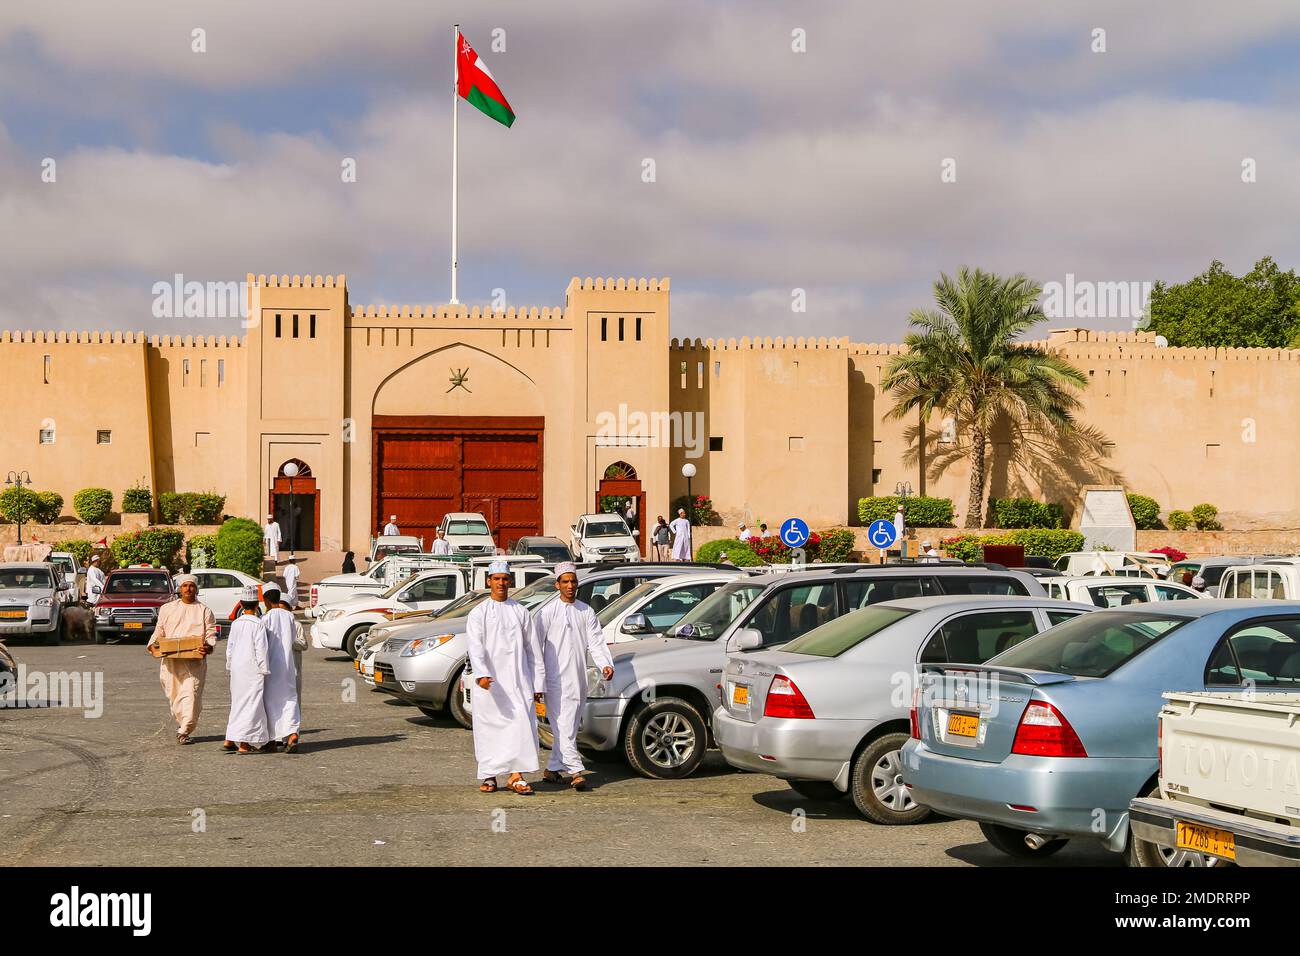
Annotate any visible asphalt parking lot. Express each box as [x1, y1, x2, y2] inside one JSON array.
[[1, 638, 1119, 867]]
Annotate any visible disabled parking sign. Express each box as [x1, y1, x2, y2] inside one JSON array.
[[780, 517, 810, 548], [867, 519, 898, 550]]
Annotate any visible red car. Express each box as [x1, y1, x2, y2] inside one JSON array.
[[93, 568, 175, 643]]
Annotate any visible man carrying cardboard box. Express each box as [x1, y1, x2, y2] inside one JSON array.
[[147, 573, 219, 745]]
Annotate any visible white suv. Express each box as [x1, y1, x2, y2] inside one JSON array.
[[570, 514, 640, 563], [437, 513, 497, 556]]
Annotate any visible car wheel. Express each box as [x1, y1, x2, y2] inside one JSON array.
[[787, 779, 844, 802], [849, 733, 931, 825], [344, 625, 369, 660], [43, 626, 59, 646], [1128, 784, 1231, 867], [448, 666, 472, 729], [979, 822, 1069, 858], [623, 696, 708, 779]]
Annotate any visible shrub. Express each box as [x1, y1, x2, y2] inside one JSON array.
[[215, 518, 265, 577], [817, 528, 857, 563], [1127, 494, 1162, 530], [59, 538, 95, 568], [33, 492, 63, 524], [157, 492, 184, 524], [751, 531, 823, 564], [1191, 503, 1222, 531], [1168, 509, 1192, 531], [696, 538, 763, 567], [72, 488, 114, 524], [122, 484, 152, 515], [939, 529, 1084, 563], [991, 497, 1064, 529], [858, 495, 954, 527], [671, 494, 719, 526], [186, 533, 219, 569], [940, 534, 984, 562], [0, 486, 39, 524], [1151, 545, 1188, 563], [159, 491, 228, 525], [111, 528, 185, 569]]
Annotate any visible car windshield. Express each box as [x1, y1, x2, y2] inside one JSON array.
[[0, 568, 54, 589], [669, 581, 766, 640], [529, 546, 572, 562], [51, 557, 76, 575], [597, 580, 660, 627], [1200, 565, 1229, 587], [585, 519, 629, 538], [783, 606, 916, 657], [513, 576, 559, 611], [990, 610, 1187, 678], [448, 519, 490, 536], [433, 591, 489, 620], [105, 572, 171, 594]]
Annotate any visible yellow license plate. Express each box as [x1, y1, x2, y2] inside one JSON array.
[[0, 610, 24, 619], [732, 685, 749, 706], [947, 712, 979, 738], [374, 670, 384, 682], [535, 699, 547, 719], [123, 622, 144, 630], [1176, 821, 1236, 860]]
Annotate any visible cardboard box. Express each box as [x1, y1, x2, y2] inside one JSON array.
[[155, 636, 207, 660]]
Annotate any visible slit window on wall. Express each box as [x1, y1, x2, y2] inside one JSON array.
[[601, 317, 608, 341], [275, 313, 282, 337], [309, 314, 317, 338], [679, 361, 687, 389], [43, 354, 51, 384], [618, 316, 625, 341], [697, 362, 704, 388], [292, 314, 299, 338], [182, 358, 190, 386], [635, 317, 642, 341], [713, 361, 721, 378], [218, 359, 225, 386], [200, 358, 207, 387]]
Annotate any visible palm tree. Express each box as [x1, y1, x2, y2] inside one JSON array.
[[882, 267, 1089, 529]]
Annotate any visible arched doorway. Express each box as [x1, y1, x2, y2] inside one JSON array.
[[596, 461, 645, 557], [269, 459, 319, 552]]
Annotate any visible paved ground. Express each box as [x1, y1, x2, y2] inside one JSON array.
[[0, 636, 1120, 867]]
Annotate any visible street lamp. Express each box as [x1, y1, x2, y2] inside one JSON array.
[[895, 481, 913, 559], [681, 462, 697, 560], [282, 462, 299, 559], [5, 471, 33, 546]]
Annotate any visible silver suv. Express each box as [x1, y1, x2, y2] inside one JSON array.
[[570, 565, 1045, 779], [0, 562, 72, 645]]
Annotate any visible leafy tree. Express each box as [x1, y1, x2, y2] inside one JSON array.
[[1145, 257, 1300, 348], [72, 488, 114, 524], [884, 268, 1089, 528]]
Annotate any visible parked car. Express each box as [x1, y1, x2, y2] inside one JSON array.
[[511, 536, 573, 563], [571, 565, 1046, 780], [312, 567, 470, 658], [1166, 555, 1285, 596], [0, 562, 72, 645], [1042, 575, 1204, 606], [596, 571, 740, 643], [1130, 690, 1300, 866], [438, 512, 497, 557], [1053, 551, 1170, 577], [48, 552, 81, 603], [190, 568, 264, 633], [1218, 558, 1300, 601], [367, 534, 424, 563], [92, 568, 175, 643], [715, 596, 1095, 823], [308, 554, 459, 614], [570, 514, 640, 563], [901, 600, 1300, 863]]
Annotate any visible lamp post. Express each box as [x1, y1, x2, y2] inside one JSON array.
[[681, 462, 697, 560], [282, 462, 299, 559], [5, 471, 33, 546], [895, 480, 913, 559]]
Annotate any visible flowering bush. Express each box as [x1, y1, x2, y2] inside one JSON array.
[[1150, 545, 1187, 563], [751, 530, 822, 563], [671, 494, 719, 526]]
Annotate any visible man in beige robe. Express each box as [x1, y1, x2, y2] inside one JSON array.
[[147, 574, 219, 744]]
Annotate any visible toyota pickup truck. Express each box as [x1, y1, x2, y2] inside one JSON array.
[[1130, 690, 1300, 866], [92, 567, 175, 643]]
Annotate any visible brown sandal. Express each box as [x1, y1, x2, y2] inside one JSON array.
[[542, 771, 565, 784], [570, 775, 588, 791], [506, 778, 534, 795], [479, 778, 498, 793]]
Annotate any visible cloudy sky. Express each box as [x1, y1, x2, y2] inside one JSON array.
[[3, 0, 1300, 341]]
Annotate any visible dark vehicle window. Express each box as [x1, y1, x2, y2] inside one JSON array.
[[640, 584, 721, 630], [0, 568, 54, 589], [1089, 584, 1149, 608], [841, 577, 937, 609], [1205, 620, 1300, 688], [203, 572, 241, 590], [930, 611, 1039, 664], [1046, 610, 1083, 627], [578, 577, 644, 610], [745, 583, 839, 647], [404, 575, 458, 603], [1200, 566, 1228, 588], [106, 573, 171, 594], [1154, 585, 1198, 602], [530, 547, 572, 562], [991, 611, 1185, 678], [935, 575, 1028, 596], [784, 606, 915, 657]]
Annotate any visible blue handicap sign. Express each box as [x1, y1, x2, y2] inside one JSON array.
[[868, 519, 898, 549], [781, 517, 810, 548]]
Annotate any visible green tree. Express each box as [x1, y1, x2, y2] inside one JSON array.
[[883, 268, 1089, 529], [1145, 257, 1300, 348]]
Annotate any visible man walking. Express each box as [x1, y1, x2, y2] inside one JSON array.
[[669, 508, 692, 561], [282, 557, 301, 609], [263, 514, 281, 561], [261, 584, 304, 752], [652, 516, 671, 561], [537, 563, 614, 791], [466, 560, 544, 794], [148, 573, 218, 745], [225, 586, 271, 755], [85, 554, 106, 606]]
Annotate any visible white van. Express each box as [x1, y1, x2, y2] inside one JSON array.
[[1218, 559, 1300, 600], [1052, 551, 1170, 578]]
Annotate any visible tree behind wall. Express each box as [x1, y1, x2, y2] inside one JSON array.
[[1145, 257, 1300, 348], [215, 518, 264, 577]]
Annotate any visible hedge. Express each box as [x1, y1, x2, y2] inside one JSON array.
[[1168, 509, 1192, 531], [990, 497, 1064, 529], [72, 488, 114, 524], [858, 495, 954, 527], [158, 491, 227, 525], [111, 528, 185, 569], [186, 533, 219, 569], [215, 518, 265, 577], [0, 487, 39, 524], [122, 485, 152, 514], [696, 538, 764, 567], [940, 529, 1084, 562], [1191, 503, 1222, 531], [1127, 494, 1161, 530]]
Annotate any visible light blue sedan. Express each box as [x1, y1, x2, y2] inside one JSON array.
[[901, 600, 1300, 865]]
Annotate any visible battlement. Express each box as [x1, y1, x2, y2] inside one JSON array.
[[0, 330, 244, 347], [566, 277, 670, 294], [1045, 328, 1158, 345], [247, 273, 346, 289], [349, 304, 565, 322], [670, 335, 851, 350]]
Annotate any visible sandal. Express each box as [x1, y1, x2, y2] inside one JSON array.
[[570, 775, 588, 791], [236, 744, 252, 755], [284, 734, 299, 753], [479, 778, 498, 793], [542, 771, 566, 784], [176, 733, 190, 745], [506, 778, 534, 795], [221, 740, 237, 752]]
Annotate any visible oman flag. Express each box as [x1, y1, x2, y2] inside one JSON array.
[[456, 32, 515, 128]]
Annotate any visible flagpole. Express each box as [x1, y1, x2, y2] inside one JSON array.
[[450, 23, 460, 305]]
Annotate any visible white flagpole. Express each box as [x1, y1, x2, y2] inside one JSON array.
[[450, 24, 460, 305]]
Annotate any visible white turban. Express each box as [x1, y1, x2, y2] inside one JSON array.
[[487, 560, 511, 576], [555, 562, 577, 577], [239, 584, 260, 602], [175, 573, 198, 588]]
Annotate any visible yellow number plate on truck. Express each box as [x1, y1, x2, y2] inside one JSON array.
[[1176, 821, 1236, 860], [947, 713, 979, 738], [123, 622, 144, 630], [732, 685, 749, 706]]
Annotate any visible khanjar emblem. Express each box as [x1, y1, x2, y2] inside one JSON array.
[[448, 368, 471, 393]]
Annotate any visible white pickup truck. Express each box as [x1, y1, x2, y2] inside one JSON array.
[[1130, 691, 1300, 866]]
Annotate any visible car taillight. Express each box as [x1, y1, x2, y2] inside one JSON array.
[[763, 674, 815, 719], [1011, 701, 1087, 757], [310, 585, 318, 607], [909, 685, 920, 739]]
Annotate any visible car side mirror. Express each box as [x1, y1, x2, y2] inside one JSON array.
[[620, 612, 653, 635], [58, 580, 71, 591], [732, 628, 763, 651]]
